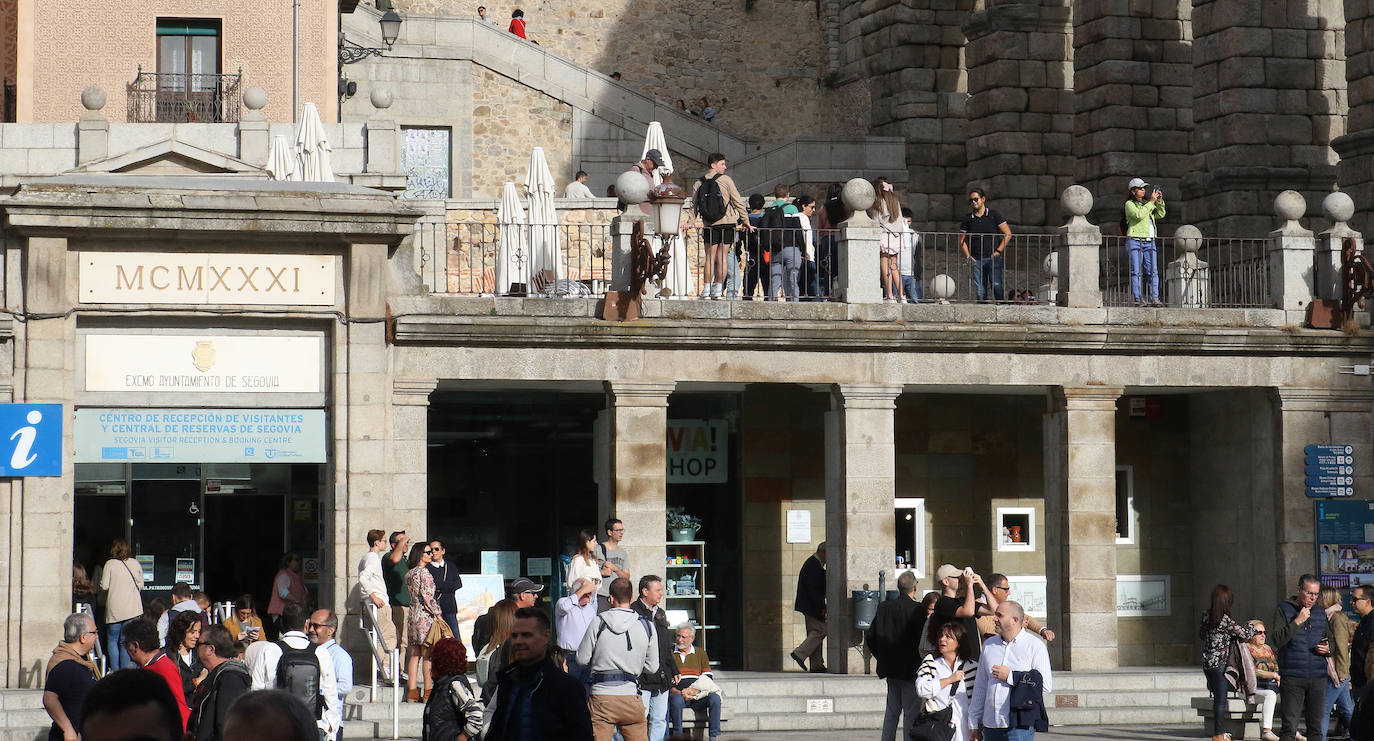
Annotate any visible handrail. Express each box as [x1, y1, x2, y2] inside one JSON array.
[[74, 602, 107, 675]]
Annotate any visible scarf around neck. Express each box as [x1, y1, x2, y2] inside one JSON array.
[[46, 642, 100, 679]]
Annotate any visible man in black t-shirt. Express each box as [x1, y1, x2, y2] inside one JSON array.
[[44, 613, 101, 741], [958, 188, 1012, 302], [928, 564, 997, 660]]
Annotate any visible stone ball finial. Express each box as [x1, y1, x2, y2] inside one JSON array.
[[80, 85, 106, 112], [370, 87, 394, 110], [615, 170, 651, 207], [841, 177, 876, 214], [1323, 191, 1355, 224], [1275, 190, 1306, 222], [930, 274, 956, 300], [1043, 251, 1059, 278], [1175, 224, 1203, 254], [1061, 185, 1093, 218], [243, 86, 268, 111]]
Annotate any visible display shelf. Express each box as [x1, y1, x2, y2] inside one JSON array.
[[666, 540, 711, 654]]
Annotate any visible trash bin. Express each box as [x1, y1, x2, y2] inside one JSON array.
[[852, 589, 879, 630]]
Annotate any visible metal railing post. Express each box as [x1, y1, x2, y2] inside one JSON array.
[[391, 648, 401, 740], [368, 628, 378, 703]]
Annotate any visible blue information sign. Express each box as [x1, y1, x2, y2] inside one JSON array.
[[1306, 444, 1356, 498], [0, 404, 62, 477], [73, 408, 326, 463]]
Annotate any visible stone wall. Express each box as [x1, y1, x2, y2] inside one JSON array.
[[388, 0, 870, 144], [469, 68, 574, 199], [439, 199, 619, 294]]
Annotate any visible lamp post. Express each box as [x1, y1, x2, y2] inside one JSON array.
[[339, 9, 403, 65], [645, 175, 687, 294]]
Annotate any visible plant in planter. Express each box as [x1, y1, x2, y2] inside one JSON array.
[[667, 507, 702, 542]]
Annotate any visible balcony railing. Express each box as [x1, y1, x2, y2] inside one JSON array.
[[126, 66, 242, 123]]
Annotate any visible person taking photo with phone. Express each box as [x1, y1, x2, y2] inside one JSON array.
[[1124, 177, 1166, 306]]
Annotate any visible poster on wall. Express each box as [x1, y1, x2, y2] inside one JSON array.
[[453, 574, 506, 657], [1116, 574, 1171, 617], [1315, 500, 1374, 616], [1005, 575, 1047, 618], [666, 420, 728, 484]]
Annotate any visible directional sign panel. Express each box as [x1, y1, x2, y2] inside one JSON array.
[[1306, 444, 1356, 498]]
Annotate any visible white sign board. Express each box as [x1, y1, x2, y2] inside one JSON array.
[[84, 334, 323, 394], [79, 252, 337, 305], [666, 420, 728, 483], [805, 699, 834, 713], [787, 510, 812, 543]]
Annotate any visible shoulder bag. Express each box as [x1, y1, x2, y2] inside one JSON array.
[[910, 674, 957, 741]]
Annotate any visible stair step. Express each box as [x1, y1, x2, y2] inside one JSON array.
[[1050, 706, 1199, 725]]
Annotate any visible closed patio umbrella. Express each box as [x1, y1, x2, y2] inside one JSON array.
[[295, 102, 334, 182], [641, 122, 693, 299], [524, 147, 563, 292], [495, 181, 528, 295], [265, 134, 299, 181]]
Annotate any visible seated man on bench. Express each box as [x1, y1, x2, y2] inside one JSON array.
[[669, 624, 722, 740]]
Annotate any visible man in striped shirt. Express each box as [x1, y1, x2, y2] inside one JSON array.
[[669, 625, 721, 740]]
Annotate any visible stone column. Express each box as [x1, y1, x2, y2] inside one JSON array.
[[837, 179, 882, 304], [1267, 190, 1316, 324], [239, 86, 271, 166], [1315, 191, 1362, 302], [1334, 0, 1374, 237], [9, 236, 76, 687], [76, 86, 108, 166], [1271, 389, 1374, 590], [1185, 0, 1344, 235], [962, 0, 1074, 228], [824, 384, 900, 674], [604, 381, 674, 585], [1165, 225, 1211, 308], [607, 213, 647, 293], [1044, 386, 1122, 670], [1072, 0, 1192, 223], [1055, 186, 1104, 308]]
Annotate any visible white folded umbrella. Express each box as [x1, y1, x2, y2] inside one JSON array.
[[524, 147, 564, 290], [265, 134, 299, 181], [295, 102, 334, 182], [642, 122, 693, 299], [495, 181, 527, 295]]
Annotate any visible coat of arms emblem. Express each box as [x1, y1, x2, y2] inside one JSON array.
[[191, 341, 216, 372]]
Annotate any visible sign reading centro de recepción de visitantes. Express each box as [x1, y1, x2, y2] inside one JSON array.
[[83, 334, 323, 394], [74, 409, 326, 463], [78, 252, 337, 305]]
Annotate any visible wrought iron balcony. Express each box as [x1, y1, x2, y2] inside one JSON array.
[[126, 66, 242, 123]]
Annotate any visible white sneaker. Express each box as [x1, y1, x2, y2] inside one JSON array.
[[1261, 731, 1280, 741]]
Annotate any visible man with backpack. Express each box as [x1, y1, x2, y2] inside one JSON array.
[[740, 194, 770, 300], [632, 576, 676, 741], [246, 603, 340, 740], [578, 577, 659, 741], [687, 153, 752, 300]]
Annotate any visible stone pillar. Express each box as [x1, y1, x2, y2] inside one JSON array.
[[1185, 0, 1344, 235], [962, 0, 1074, 229], [607, 213, 647, 293], [1044, 386, 1122, 670], [9, 236, 76, 687], [1055, 186, 1104, 308], [1334, 0, 1374, 237], [825, 384, 900, 674], [1267, 190, 1316, 323], [239, 86, 271, 166], [1072, 0, 1192, 224], [366, 88, 398, 175], [1316, 191, 1362, 302], [604, 381, 674, 585], [837, 178, 882, 304], [1165, 225, 1210, 308], [1271, 389, 1374, 590]]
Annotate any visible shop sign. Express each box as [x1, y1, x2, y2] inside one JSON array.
[[74, 408, 327, 463], [79, 252, 337, 305], [0, 404, 62, 477], [84, 334, 322, 394], [666, 420, 727, 484]]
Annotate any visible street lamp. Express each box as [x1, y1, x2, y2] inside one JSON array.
[[339, 9, 403, 65], [647, 176, 687, 237]]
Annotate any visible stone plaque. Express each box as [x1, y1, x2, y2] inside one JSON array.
[[79, 252, 336, 305], [84, 334, 323, 393]]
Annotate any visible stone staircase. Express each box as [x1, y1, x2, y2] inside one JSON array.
[[344, 9, 908, 194], [0, 667, 1205, 739]]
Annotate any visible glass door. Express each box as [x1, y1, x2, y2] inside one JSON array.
[[130, 465, 203, 593]]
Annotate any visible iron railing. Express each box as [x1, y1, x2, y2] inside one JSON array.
[[912, 231, 1057, 304], [416, 221, 613, 296], [126, 66, 243, 123], [1101, 235, 1270, 308]]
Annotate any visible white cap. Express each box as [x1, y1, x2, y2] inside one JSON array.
[[1128, 177, 1146, 189]]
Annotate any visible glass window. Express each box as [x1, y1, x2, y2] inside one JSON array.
[[1115, 465, 1135, 544], [401, 127, 452, 199], [894, 498, 925, 577]]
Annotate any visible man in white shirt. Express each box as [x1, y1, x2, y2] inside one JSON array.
[[358, 528, 396, 675], [476, 5, 497, 24], [246, 603, 341, 739], [556, 577, 599, 682], [565, 170, 595, 198], [969, 600, 1052, 741], [309, 609, 353, 741]]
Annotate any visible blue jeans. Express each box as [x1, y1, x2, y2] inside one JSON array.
[[1127, 237, 1159, 303], [799, 259, 822, 300], [971, 255, 1004, 301], [640, 689, 669, 741], [818, 235, 838, 298], [443, 612, 459, 636], [725, 248, 741, 299], [107, 618, 133, 671], [1323, 677, 1354, 739], [982, 728, 1035, 741], [669, 690, 722, 739], [768, 247, 801, 301], [901, 275, 921, 302], [1205, 665, 1229, 736]]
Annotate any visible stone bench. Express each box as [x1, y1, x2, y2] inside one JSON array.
[[675, 703, 733, 740], [1191, 694, 1271, 739]]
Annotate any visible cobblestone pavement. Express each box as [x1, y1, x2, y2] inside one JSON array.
[[717, 725, 1201, 740]]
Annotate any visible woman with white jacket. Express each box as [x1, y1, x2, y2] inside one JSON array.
[[916, 620, 979, 741]]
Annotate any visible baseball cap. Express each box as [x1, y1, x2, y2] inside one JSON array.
[[1128, 177, 1146, 189], [510, 577, 545, 595], [645, 149, 664, 168], [935, 564, 962, 582]]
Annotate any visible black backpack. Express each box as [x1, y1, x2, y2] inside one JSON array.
[[275, 641, 323, 719], [696, 176, 728, 223], [758, 205, 790, 252]]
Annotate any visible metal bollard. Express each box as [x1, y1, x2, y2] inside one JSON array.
[[368, 628, 378, 703], [390, 648, 401, 740]]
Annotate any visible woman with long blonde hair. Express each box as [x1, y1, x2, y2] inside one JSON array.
[[868, 177, 905, 302]]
